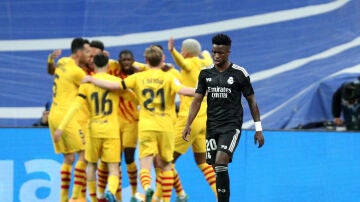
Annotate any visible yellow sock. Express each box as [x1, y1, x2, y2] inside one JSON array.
[[80, 174, 87, 198], [139, 169, 151, 191], [108, 175, 119, 195], [154, 168, 162, 198], [97, 161, 109, 196], [60, 163, 72, 202], [172, 167, 185, 196], [198, 163, 217, 196], [115, 170, 122, 201], [161, 170, 174, 202], [71, 161, 87, 199], [87, 181, 97, 202], [126, 162, 138, 195]]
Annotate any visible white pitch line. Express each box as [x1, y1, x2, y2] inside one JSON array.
[[251, 36, 360, 82]]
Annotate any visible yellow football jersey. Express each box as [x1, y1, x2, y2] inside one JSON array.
[[123, 68, 184, 132], [59, 72, 121, 139], [107, 59, 139, 124], [170, 49, 212, 116], [53, 56, 92, 127], [50, 58, 86, 113], [79, 73, 121, 138], [56, 57, 71, 68]]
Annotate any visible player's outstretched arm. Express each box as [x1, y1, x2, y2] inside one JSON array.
[[178, 87, 196, 97], [183, 93, 204, 141], [245, 94, 265, 148], [82, 76, 122, 91]]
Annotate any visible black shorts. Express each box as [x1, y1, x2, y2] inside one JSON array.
[[205, 127, 242, 165]]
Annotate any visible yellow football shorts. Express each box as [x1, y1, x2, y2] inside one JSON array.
[[120, 121, 138, 149], [138, 130, 175, 163], [49, 112, 85, 154], [174, 115, 207, 154], [85, 137, 121, 163]]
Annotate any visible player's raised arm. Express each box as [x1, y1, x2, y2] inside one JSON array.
[[47, 49, 62, 75], [168, 37, 192, 72]]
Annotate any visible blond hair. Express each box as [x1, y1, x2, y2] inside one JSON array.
[[182, 38, 201, 57], [144, 45, 163, 67]]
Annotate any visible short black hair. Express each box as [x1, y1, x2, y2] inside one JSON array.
[[71, 38, 86, 54], [90, 40, 104, 51], [212, 33, 232, 46], [119, 49, 134, 58], [93, 54, 109, 68]]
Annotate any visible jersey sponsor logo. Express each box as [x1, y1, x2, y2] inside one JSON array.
[[206, 77, 212, 82], [207, 86, 231, 98], [227, 76, 234, 85]]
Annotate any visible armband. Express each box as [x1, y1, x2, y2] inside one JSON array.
[[254, 121, 262, 131], [48, 54, 54, 64]]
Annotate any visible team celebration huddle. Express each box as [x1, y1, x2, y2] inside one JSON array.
[[47, 33, 265, 202]]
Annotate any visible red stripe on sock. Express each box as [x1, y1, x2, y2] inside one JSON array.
[[61, 185, 70, 189], [61, 178, 71, 182], [61, 171, 71, 175], [75, 168, 86, 173], [162, 183, 174, 186], [74, 181, 83, 185], [98, 169, 109, 174]]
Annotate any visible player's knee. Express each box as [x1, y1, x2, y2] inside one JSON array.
[[64, 154, 76, 164], [194, 152, 206, 164], [124, 148, 135, 164]]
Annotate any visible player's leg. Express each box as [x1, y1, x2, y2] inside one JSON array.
[[70, 150, 87, 201], [159, 130, 175, 202], [122, 122, 139, 198], [213, 128, 241, 202], [87, 162, 97, 202], [102, 138, 121, 201], [49, 115, 84, 202], [138, 131, 157, 202], [192, 115, 217, 197], [153, 154, 163, 202], [61, 153, 75, 202], [171, 116, 192, 200], [85, 137, 102, 201], [68, 128, 87, 201], [79, 123, 89, 200], [97, 160, 109, 199]]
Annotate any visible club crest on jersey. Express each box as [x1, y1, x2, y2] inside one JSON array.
[[227, 76, 234, 84], [206, 78, 212, 82]]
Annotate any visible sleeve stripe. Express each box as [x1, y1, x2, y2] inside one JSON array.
[[78, 94, 86, 99], [121, 80, 127, 90]]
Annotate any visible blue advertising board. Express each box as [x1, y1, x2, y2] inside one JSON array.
[[1, 128, 360, 202]]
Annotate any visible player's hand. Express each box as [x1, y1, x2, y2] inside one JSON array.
[[54, 129, 63, 142], [182, 126, 191, 142], [333, 117, 343, 126], [254, 131, 264, 148], [202, 50, 210, 55], [81, 75, 93, 83], [168, 37, 174, 52], [50, 49, 62, 59]]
